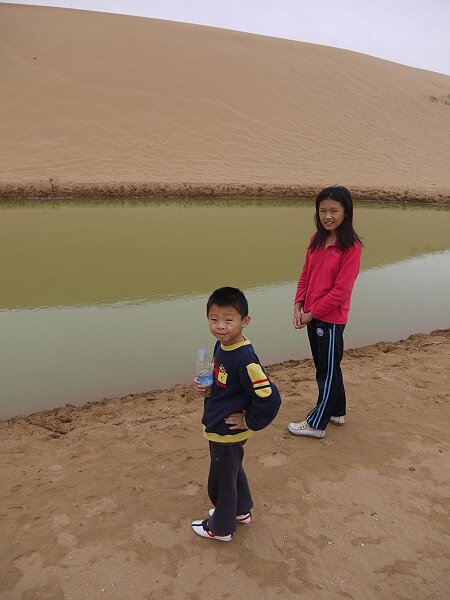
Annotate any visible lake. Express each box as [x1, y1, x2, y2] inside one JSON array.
[[1, 199, 449, 419]]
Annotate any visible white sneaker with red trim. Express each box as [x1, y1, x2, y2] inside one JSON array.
[[191, 519, 232, 542], [208, 508, 252, 524]]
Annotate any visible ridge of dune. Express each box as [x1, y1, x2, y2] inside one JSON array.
[[1, 3, 450, 200]]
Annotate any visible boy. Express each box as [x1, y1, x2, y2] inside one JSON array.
[[192, 287, 281, 542]]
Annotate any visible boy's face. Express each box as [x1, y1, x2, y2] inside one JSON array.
[[207, 304, 250, 346]]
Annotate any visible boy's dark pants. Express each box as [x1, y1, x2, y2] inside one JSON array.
[[207, 440, 253, 536], [306, 319, 346, 430]]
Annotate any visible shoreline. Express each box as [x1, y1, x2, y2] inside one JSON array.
[[1, 182, 449, 205], [3, 328, 449, 428]]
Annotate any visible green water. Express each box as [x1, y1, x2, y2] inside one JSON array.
[[1, 199, 449, 419]]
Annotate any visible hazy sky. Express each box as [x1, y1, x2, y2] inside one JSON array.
[[6, 0, 450, 75]]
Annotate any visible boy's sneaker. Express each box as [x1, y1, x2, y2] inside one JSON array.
[[191, 519, 232, 542], [330, 415, 346, 425], [288, 420, 325, 438], [208, 508, 252, 524]]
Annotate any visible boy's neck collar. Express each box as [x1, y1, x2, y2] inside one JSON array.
[[220, 338, 251, 351]]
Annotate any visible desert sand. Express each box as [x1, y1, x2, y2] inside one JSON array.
[[1, 3, 450, 203], [1, 329, 449, 599]]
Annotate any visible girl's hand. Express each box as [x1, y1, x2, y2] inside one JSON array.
[[294, 304, 306, 329], [193, 377, 206, 395], [225, 412, 246, 430], [300, 311, 313, 325]]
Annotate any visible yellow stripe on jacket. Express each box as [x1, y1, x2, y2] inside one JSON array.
[[246, 363, 273, 398]]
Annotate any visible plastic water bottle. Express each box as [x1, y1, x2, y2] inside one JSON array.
[[196, 348, 213, 397]]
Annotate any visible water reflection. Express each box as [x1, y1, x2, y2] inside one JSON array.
[[0, 200, 449, 419]]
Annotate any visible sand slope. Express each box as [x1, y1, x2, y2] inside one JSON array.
[[1, 3, 450, 200], [1, 329, 449, 599]]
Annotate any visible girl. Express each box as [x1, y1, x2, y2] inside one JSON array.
[[288, 186, 363, 438]]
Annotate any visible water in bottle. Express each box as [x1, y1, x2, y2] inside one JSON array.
[[196, 348, 213, 397]]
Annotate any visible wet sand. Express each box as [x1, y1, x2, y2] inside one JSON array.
[[1, 182, 449, 205]]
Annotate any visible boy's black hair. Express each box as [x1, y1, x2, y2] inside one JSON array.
[[309, 186, 363, 251], [207, 287, 249, 318]]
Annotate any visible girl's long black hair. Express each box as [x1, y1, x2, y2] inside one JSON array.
[[309, 186, 363, 251]]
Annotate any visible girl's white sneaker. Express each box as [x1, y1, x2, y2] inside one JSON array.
[[330, 415, 346, 425], [288, 420, 325, 438]]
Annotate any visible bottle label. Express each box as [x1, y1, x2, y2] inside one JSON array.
[[198, 374, 213, 388]]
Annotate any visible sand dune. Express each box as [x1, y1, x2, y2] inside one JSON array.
[[1, 3, 450, 201], [1, 329, 449, 598]]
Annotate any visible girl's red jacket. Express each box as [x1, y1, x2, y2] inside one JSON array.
[[295, 239, 362, 324]]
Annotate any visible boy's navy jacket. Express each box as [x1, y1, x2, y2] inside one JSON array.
[[202, 339, 281, 443]]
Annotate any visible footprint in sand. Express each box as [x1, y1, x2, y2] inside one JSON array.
[[6, 505, 24, 512], [84, 497, 117, 517], [57, 531, 77, 548], [258, 452, 288, 467], [179, 481, 200, 496], [351, 536, 383, 546], [52, 513, 70, 528], [135, 521, 183, 549]]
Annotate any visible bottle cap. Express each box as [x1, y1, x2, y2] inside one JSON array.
[[197, 348, 206, 355]]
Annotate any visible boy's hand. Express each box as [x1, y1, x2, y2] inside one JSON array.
[[193, 377, 206, 395], [225, 412, 246, 430]]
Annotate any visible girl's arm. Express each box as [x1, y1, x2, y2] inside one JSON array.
[[294, 251, 310, 305], [309, 243, 362, 319], [293, 248, 311, 329]]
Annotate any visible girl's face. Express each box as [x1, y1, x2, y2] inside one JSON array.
[[318, 199, 345, 234]]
